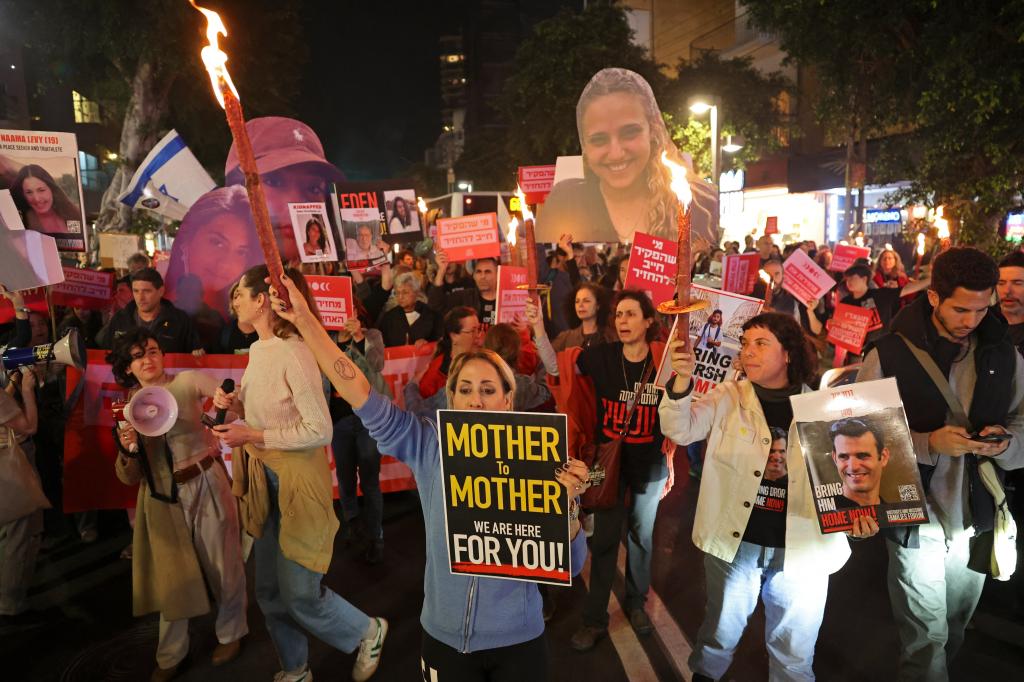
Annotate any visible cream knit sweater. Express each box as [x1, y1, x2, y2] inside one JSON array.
[[239, 335, 332, 451]]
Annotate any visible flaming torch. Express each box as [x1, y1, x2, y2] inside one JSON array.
[[513, 185, 549, 307], [657, 152, 709, 341], [759, 269, 774, 309], [506, 217, 521, 267], [189, 1, 289, 307], [934, 205, 951, 249], [914, 232, 926, 278]]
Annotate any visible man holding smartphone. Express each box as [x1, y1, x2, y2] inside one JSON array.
[[858, 247, 1024, 682]]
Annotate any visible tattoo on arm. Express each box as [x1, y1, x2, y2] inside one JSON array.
[[334, 355, 357, 380]]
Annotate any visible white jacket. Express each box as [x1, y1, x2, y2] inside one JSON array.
[[658, 379, 851, 576]]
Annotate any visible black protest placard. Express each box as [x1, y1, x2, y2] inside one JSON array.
[[437, 410, 572, 586]]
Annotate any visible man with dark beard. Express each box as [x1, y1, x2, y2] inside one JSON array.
[[858, 247, 1024, 681]]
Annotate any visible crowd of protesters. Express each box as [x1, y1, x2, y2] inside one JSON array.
[[2, 225, 1023, 681], [1, 117, 1022, 680]]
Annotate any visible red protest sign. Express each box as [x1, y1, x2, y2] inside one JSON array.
[[829, 244, 871, 272], [827, 303, 876, 354], [517, 165, 556, 204], [51, 267, 114, 310], [306, 275, 354, 330], [765, 216, 778, 235], [496, 266, 529, 324], [721, 252, 761, 294], [782, 249, 836, 305], [436, 213, 501, 262], [623, 231, 676, 303]]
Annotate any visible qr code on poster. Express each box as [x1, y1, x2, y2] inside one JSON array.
[[899, 484, 920, 502]]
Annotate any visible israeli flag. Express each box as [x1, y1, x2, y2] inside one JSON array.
[[119, 130, 215, 221]]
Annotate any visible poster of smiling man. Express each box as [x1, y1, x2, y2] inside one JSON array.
[[534, 68, 719, 249], [791, 378, 929, 534], [0, 129, 87, 252]]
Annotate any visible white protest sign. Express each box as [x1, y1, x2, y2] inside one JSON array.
[[782, 249, 836, 305], [0, 229, 65, 291]]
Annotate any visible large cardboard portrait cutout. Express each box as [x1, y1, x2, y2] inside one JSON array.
[[535, 68, 718, 250]]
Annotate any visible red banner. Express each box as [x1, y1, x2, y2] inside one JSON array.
[[306, 275, 354, 330], [765, 216, 778, 234], [64, 349, 423, 512], [517, 165, 556, 205], [495, 266, 528, 324], [624, 231, 676, 303], [829, 244, 871, 272], [721, 252, 760, 295], [0, 288, 48, 324], [436, 213, 500, 262], [827, 303, 875, 354], [51, 267, 114, 310]]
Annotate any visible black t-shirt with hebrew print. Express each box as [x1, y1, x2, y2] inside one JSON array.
[[577, 342, 666, 483]]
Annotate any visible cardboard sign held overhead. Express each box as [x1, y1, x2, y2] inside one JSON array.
[[827, 303, 875, 355], [51, 267, 114, 310], [305, 275, 354, 330], [623, 231, 676, 304], [98, 232, 141, 270], [829, 244, 871, 272], [721, 252, 760, 295], [437, 409, 572, 586], [764, 216, 778, 235], [782, 249, 836, 305], [517, 165, 556, 204], [495, 266, 529, 324], [436, 213, 501, 262]]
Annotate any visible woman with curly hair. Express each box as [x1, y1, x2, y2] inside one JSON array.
[[538, 68, 717, 249], [659, 312, 878, 681], [551, 281, 616, 351]]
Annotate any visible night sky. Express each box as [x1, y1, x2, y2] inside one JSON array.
[[296, 1, 447, 180]]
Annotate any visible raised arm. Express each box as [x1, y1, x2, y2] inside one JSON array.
[[270, 274, 372, 409]]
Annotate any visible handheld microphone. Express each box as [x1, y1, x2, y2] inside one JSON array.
[[215, 379, 235, 425]]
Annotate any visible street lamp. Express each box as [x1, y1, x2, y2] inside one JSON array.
[[722, 134, 745, 154], [688, 95, 720, 184]]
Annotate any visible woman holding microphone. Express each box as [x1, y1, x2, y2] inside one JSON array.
[[658, 312, 878, 681], [267, 272, 590, 681], [211, 265, 385, 682]]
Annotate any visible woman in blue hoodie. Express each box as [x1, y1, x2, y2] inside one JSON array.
[[268, 273, 589, 680]]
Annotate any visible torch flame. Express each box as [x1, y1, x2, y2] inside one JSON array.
[[935, 205, 950, 239], [417, 196, 427, 214], [189, 1, 239, 109], [759, 269, 772, 286], [660, 151, 692, 210], [916, 233, 926, 256], [506, 217, 519, 247], [514, 185, 533, 222]]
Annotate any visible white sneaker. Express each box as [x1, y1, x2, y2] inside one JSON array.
[[272, 664, 312, 682], [352, 617, 388, 682]]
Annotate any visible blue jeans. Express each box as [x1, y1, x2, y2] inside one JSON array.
[[583, 468, 668, 627], [691, 542, 828, 681], [254, 466, 370, 671], [332, 414, 383, 540]]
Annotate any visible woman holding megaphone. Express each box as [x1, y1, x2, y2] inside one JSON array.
[[108, 329, 247, 682], [265, 272, 590, 681]]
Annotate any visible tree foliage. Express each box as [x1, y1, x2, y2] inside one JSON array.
[[4, 0, 307, 227], [742, 0, 1024, 243]]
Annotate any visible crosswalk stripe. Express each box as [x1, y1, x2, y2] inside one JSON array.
[[616, 543, 693, 680], [580, 555, 660, 681]]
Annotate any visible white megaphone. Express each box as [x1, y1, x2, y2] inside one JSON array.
[[123, 386, 179, 437], [1, 328, 87, 371]]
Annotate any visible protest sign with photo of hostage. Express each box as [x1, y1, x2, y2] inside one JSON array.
[[437, 410, 572, 586], [340, 206, 388, 271], [332, 179, 422, 245], [654, 284, 764, 392], [290, 202, 338, 263], [792, 377, 930, 534], [0, 129, 87, 251]]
